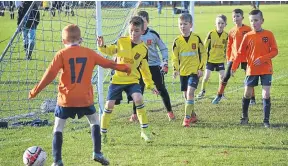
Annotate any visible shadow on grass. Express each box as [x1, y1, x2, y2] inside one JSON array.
[[120, 142, 288, 151]]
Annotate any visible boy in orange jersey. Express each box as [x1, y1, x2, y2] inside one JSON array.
[[232, 10, 278, 128], [97, 16, 159, 143], [29, 24, 131, 166], [212, 9, 256, 104]]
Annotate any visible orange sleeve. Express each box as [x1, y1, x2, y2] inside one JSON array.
[[92, 51, 131, 74], [232, 35, 248, 71], [226, 32, 233, 61], [29, 52, 63, 98], [259, 33, 278, 64]]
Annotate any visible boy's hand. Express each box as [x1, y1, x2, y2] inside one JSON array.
[[152, 88, 159, 96], [173, 71, 179, 79], [124, 64, 131, 76], [253, 58, 262, 66], [28, 91, 36, 99], [197, 70, 203, 77], [97, 36, 104, 47], [161, 62, 168, 74]]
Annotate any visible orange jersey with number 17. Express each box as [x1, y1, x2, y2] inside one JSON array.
[[30, 46, 120, 107], [232, 30, 278, 75]]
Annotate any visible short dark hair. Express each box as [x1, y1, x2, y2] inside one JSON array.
[[137, 11, 149, 23], [129, 16, 144, 30], [179, 13, 193, 24], [249, 9, 263, 18], [217, 14, 227, 23], [233, 9, 244, 16]]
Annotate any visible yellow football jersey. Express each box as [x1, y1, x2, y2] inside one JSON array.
[[172, 32, 207, 76], [205, 30, 228, 63], [98, 37, 154, 89], [42, 1, 49, 8]]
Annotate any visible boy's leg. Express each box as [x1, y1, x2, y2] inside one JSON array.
[[100, 100, 115, 140], [131, 79, 144, 122], [86, 111, 109, 165], [261, 74, 272, 127], [198, 69, 211, 98], [212, 62, 232, 104], [130, 86, 152, 142], [52, 117, 66, 165], [183, 75, 199, 127], [151, 66, 174, 119], [241, 62, 256, 104], [241, 75, 259, 124]]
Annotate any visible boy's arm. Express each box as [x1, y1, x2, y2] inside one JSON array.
[[93, 51, 131, 74], [29, 53, 63, 98], [256, 33, 278, 64], [198, 37, 207, 71], [226, 32, 233, 61], [155, 34, 169, 63], [204, 32, 211, 51], [171, 40, 179, 72], [231, 35, 248, 71], [98, 44, 117, 56], [139, 55, 155, 90], [97, 37, 117, 56]]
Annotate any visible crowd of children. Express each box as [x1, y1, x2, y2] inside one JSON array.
[[28, 6, 278, 166]]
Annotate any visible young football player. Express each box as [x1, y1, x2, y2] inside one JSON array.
[[29, 24, 131, 166], [231, 10, 278, 128]]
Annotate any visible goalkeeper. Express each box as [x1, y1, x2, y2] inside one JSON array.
[[128, 11, 175, 122], [29, 24, 131, 166]]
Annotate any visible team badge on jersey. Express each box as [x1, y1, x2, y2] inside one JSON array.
[[192, 43, 196, 49], [222, 39, 226, 44], [262, 37, 268, 43], [146, 39, 152, 45], [134, 53, 141, 60]]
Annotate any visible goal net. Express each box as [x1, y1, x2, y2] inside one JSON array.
[[0, 1, 194, 123]]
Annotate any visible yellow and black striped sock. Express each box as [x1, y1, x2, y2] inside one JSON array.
[[136, 103, 149, 129], [185, 100, 194, 119], [100, 108, 112, 134]]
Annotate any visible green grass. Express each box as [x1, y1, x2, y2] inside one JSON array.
[[1, 4, 288, 166]]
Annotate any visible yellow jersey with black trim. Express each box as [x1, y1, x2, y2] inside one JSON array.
[[205, 30, 228, 63], [172, 32, 207, 76], [98, 37, 154, 89]]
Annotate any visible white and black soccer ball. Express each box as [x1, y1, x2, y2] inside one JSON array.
[[23, 146, 47, 166]]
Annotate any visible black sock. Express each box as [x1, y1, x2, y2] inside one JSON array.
[[159, 88, 172, 112], [52, 132, 63, 163], [91, 125, 101, 153], [242, 97, 250, 118], [263, 98, 271, 122], [132, 102, 137, 114]]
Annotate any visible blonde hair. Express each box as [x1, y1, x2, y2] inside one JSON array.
[[62, 24, 81, 43]]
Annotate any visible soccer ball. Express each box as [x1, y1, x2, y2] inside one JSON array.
[[23, 146, 47, 166]]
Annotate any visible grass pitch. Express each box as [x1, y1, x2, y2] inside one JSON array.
[[0, 4, 288, 166]]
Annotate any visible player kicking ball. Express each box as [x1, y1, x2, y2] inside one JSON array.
[[29, 24, 131, 166]]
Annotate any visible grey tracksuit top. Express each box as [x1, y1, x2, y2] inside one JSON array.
[[141, 28, 168, 66]]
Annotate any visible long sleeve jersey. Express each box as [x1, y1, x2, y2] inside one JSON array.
[[98, 37, 155, 90], [29, 46, 129, 107], [205, 29, 228, 63], [141, 27, 168, 66], [232, 30, 278, 75], [226, 24, 251, 62], [172, 32, 207, 76]]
